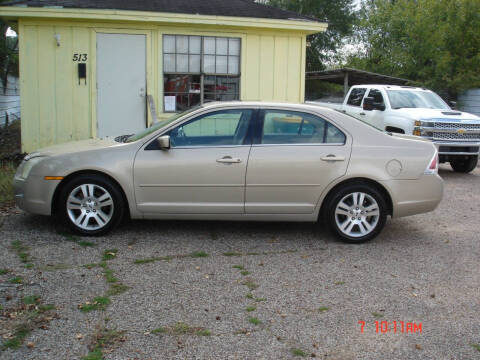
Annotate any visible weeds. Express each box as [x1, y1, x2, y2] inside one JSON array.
[[291, 348, 307, 357]]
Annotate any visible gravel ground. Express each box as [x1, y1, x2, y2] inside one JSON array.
[[1, 164, 479, 360]]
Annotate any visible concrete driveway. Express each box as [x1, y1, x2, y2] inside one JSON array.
[[0, 165, 479, 359]]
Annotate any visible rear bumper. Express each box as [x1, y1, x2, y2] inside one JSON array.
[[380, 174, 444, 218], [13, 175, 59, 216]]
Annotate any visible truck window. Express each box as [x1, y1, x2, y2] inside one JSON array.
[[347, 88, 367, 107], [368, 89, 385, 106]]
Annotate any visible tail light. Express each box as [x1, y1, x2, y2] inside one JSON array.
[[424, 151, 439, 174]]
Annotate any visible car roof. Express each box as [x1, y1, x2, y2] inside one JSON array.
[[351, 84, 429, 91]]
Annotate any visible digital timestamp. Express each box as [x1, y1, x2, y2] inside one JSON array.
[[359, 321, 422, 334]]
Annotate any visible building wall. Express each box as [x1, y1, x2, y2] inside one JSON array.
[[18, 19, 307, 152]]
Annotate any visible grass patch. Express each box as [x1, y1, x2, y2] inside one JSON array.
[[318, 306, 329, 313], [240, 270, 250, 276], [79, 241, 95, 247], [246, 306, 256, 312], [79, 296, 111, 312], [372, 312, 384, 318], [255, 297, 266, 302], [1, 324, 30, 350], [83, 263, 100, 269], [38, 304, 56, 312], [0, 268, 10, 275], [246, 293, 254, 299], [291, 348, 307, 357], [223, 251, 242, 257], [23, 295, 40, 305], [106, 283, 129, 296], [133, 256, 173, 264], [335, 281, 345, 285], [248, 317, 261, 325], [471, 344, 480, 352], [151, 327, 167, 335], [242, 280, 259, 290], [232, 265, 245, 270], [196, 329, 211, 336], [102, 249, 118, 261], [0, 161, 16, 206], [11, 241, 33, 265], [24, 263, 34, 269], [83, 327, 125, 360], [104, 268, 118, 283], [8, 276, 23, 284], [190, 251, 209, 258]]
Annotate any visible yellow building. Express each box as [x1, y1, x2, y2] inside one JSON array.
[[1, 0, 326, 152]]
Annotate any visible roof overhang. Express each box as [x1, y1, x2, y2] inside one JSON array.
[[306, 68, 410, 86], [0, 6, 328, 34]]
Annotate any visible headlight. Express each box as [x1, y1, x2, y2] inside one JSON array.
[[21, 156, 46, 179]]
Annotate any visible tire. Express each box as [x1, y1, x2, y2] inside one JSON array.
[[324, 183, 388, 243], [58, 174, 125, 236], [450, 156, 478, 173]]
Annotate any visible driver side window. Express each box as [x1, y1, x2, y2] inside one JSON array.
[[169, 109, 253, 147]]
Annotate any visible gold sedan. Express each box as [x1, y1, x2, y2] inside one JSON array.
[[13, 102, 443, 243]]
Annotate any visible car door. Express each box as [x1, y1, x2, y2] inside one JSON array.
[[245, 109, 351, 214], [362, 88, 386, 130], [133, 108, 255, 214], [344, 87, 368, 120]]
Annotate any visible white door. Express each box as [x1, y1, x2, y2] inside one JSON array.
[[344, 87, 368, 120], [362, 88, 387, 130], [97, 33, 146, 138]]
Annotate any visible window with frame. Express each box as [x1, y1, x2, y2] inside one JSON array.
[[168, 109, 253, 147], [347, 88, 367, 107], [163, 35, 241, 112], [261, 110, 346, 145]]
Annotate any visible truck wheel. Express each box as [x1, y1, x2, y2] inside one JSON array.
[[58, 174, 125, 236], [450, 156, 478, 173], [324, 183, 388, 243]]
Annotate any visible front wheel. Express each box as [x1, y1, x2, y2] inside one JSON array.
[[58, 174, 125, 236], [324, 183, 388, 243], [450, 156, 478, 173]]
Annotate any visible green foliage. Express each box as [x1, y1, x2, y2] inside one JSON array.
[[346, 0, 480, 98], [266, 0, 357, 70], [0, 19, 18, 93]]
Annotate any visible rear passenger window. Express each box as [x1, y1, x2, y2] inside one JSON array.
[[347, 88, 367, 107], [261, 110, 346, 145]]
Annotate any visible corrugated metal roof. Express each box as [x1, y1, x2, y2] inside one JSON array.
[[2, 0, 320, 22]]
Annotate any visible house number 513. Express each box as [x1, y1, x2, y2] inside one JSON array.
[[73, 54, 88, 62]]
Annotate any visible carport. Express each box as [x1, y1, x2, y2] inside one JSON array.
[[306, 67, 411, 97]]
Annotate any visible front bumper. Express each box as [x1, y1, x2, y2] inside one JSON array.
[[381, 174, 444, 218], [433, 141, 480, 156], [13, 174, 60, 216]]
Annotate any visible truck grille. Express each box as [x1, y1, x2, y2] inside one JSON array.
[[432, 122, 480, 141]]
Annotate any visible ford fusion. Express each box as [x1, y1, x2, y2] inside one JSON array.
[[13, 102, 443, 243]]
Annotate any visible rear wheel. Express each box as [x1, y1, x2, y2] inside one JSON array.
[[58, 174, 125, 236], [325, 183, 388, 243], [450, 156, 478, 173]]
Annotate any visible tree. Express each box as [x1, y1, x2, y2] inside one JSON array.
[[265, 0, 357, 71], [346, 0, 480, 99]]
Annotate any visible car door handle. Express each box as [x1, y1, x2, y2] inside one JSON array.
[[359, 112, 366, 116], [321, 155, 345, 162], [217, 156, 242, 164]]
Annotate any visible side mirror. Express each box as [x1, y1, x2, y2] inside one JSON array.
[[449, 101, 457, 109], [156, 135, 170, 150], [363, 97, 385, 111]]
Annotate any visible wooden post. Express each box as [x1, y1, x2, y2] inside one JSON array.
[[344, 71, 349, 98]]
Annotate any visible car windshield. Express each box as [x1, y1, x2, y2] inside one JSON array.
[[126, 106, 202, 143], [387, 90, 450, 110]]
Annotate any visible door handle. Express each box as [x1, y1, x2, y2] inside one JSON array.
[[139, 88, 146, 97], [321, 155, 345, 162], [217, 156, 242, 164], [359, 112, 366, 116]]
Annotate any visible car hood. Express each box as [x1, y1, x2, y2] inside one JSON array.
[[394, 108, 480, 122], [27, 138, 121, 158]]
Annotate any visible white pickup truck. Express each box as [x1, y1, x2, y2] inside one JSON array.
[[310, 85, 480, 173]]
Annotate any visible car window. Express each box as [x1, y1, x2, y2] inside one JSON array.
[[346, 88, 367, 107], [261, 110, 346, 145], [169, 109, 253, 147], [368, 89, 385, 105]]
